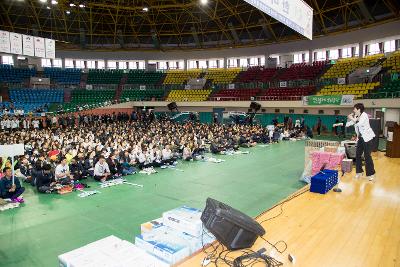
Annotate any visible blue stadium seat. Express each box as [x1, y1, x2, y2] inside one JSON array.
[[43, 67, 81, 85], [0, 64, 36, 83], [8, 88, 64, 112]]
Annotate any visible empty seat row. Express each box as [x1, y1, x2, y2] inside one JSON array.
[[43, 67, 81, 85], [126, 70, 165, 84], [87, 70, 123, 84], [0, 64, 36, 83], [166, 89, 212, 102]]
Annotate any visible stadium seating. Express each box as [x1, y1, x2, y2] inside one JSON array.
[[382, 50, 400, 73], [43, 67, 81, 85], [212, 88, 260, 101], [166, 89, 212, 101], [236, 67, 278, 83], [8, 88, 64, 112], [204, 68, 241, 84], [163, 70, 201, 84], [126, 70, 165, 84], [0, 64, 36, 83], [365, 79, 400, 98], [70, 89, 115, 103], [121, 89, 165, 100], [258, 86, 315, 100], [277, 62, 327, 81], [322, 54, 384, 79], [87, 70, 123, 84], [317, 82, 380, 98]]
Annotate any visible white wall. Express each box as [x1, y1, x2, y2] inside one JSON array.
[[382, 109, 400, 136], [385, 108, 400, 123], [56, 20, 400, 61]]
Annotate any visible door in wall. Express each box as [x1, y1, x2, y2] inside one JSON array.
[[375, 110, 384, 136]]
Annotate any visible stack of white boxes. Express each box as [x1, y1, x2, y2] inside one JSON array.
[[135, 206, 215, 266], [58, 235, 169, 267]]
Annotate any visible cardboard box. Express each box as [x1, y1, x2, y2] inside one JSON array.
[[141, 218, 164, 234], [162, 206, 203, 237], [135, 226, 190, 265], [59, 235, 169, 267]]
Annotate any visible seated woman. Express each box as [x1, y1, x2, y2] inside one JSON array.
[[106, 154, 122, 177], [119, 150, 137, 175], [36, 164, 56, 193], [182, 144, 193, 161]]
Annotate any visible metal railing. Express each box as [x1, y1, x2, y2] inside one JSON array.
[[365, 91, 400, 99], [208, 95, 303, 101]]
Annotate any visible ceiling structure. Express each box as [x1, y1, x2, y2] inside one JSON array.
[[0, 0, 399, 51]]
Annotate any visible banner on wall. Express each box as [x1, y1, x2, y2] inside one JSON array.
[[337, 77, 346, 85], [139, 85, 146, 90], [45, 38, 55, 59], [279, 81, 287, 88], [0, 30, 10, 53], [10, 32, 22, 55], [228, 84, 235, 89], [303, 95, 354, 106], [23, 35, 34, 56], [34, 37, 45, 58]]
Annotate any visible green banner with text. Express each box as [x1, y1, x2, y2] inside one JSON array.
[[303, 95, 354, 106]]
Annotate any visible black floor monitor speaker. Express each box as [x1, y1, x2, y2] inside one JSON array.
[[369, 118, 381, 152], [167, 102, 177, 111], [250, 101, 261, 112], [201, 198, 265, 250]]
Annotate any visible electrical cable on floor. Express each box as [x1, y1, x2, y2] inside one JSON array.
[[201, 186, 309, 266]]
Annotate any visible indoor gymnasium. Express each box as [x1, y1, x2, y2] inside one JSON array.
[[0, 0, 399, 266]]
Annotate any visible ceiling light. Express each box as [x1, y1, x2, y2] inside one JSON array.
[[200, 0, 208, 5], [51, 0, 58, 4], [79, 4, 85, 8], [142, 7, 148, 12], [39, 0, 47, 3], [70, 3, 75, 7], [66, 10, 71, 14]]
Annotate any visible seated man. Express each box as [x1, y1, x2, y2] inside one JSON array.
[[0, 167, 25, 201], [55, 158, 73, 184], [93, 156, 111, 182], [36, 164, 56, 193]]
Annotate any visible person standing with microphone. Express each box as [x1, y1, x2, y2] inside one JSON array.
[[346, 103, 376, 181]]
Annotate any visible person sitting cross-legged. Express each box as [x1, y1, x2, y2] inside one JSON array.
[[93, 156, 112, 182], [36, 164, 57, 194], [55, 158, 74, 184], [0, 167, 25, 202]]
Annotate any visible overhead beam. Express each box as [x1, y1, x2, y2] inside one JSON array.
[[357, 1, 375, 23]]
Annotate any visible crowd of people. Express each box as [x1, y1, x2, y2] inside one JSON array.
[[0, 111, 313, 200]]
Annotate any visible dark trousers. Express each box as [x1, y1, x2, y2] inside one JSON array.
[[317, 126, 321, 135], [94, 175, 110, 181], [4, 187, 25, 199], [356, 137, 376, 176]]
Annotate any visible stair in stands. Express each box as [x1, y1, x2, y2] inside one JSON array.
[[0, 86, 10, 101], [80, 72, 88, 88], [115, 74, 128, 101]]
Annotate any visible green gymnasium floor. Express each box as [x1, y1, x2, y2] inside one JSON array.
[[0, 141, 306, 267]]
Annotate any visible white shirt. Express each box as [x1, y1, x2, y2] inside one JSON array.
[[346, 112, 375, 142], [55, 164, 70, 179], [32, 120, 40, 128], [6, 119, 11, 128], [94, 161, 110, 176], [162, 149, 172, 160]]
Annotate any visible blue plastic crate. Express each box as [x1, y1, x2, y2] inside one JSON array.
[[310, 169, 338, 194]]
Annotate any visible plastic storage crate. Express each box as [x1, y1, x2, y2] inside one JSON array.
[[310, 169, 338, 194]]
